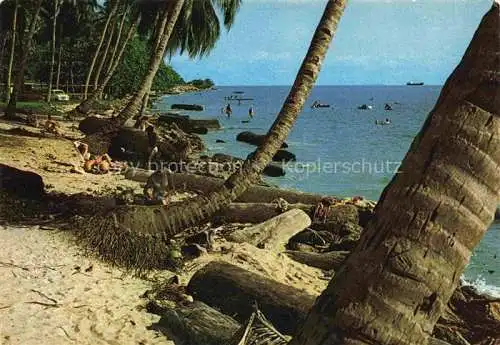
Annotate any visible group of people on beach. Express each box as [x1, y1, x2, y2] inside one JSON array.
[[222, 103, 254, 119]]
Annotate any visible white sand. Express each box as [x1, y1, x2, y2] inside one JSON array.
[[0, 225, 174, 345]]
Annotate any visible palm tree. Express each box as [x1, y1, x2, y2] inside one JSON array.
[[75, 10, 141, 114], [5, 0, 43, 119], [46, 0, 64, 103], [289, 2, 500, 345], [83, 0, 119, 99], [108, 0, 348, 241], [114, 0, 242, 124], [5, 0, 18, 103]]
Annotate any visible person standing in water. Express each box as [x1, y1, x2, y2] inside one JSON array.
[[225, 103, 232, 118], [248, 105, 254, 118]]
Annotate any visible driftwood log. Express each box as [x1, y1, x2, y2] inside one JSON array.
[[284, 250, 349, 271], [186, 261, 316, 335], [227, 209, 311, 251], [153, 301, 240, 345]]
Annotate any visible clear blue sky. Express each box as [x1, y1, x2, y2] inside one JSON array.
[[169, 0, 492, 86]]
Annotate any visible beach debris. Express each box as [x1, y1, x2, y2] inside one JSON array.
[[227, 209, 311, 252]]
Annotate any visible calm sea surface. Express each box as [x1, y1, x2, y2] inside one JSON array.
[[155, 85, 500, 295]]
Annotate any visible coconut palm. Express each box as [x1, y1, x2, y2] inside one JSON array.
[[5, 0, 43, 119], [45, 0, 64, 103], [115, 0, 242, 124], [289, 3, 500, 345], [83, 0, 120, 99], [4, 0, 18, 103], [105, 0, 348, 246]]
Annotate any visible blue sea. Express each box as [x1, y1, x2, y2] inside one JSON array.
[[155, 85, 500, 295]]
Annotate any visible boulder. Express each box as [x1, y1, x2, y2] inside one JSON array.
[[0, 164, 45, 199], [236, 131, 288, 148], [78, 116, 110, 135], [263, 163, 286, 177], [273, 149, 296, 162], [171, 104, 204, 111]]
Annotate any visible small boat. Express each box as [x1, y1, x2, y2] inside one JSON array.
[[232, 91, 245, 94], [358, 104, 373, 110], [406, 81, 424, 86], [311, 100, 330, 109]]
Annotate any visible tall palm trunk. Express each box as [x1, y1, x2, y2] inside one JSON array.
[[55, 23, 63, 89], [112, 0, 347, 240], [47, 0, 62, 103], [5, 0, 18, 104], [115, 0, 186, 124], [92, 0, 121, 95], [139, 13, 163, 117], [83, 0, 119, 99], [290, 3, 500, 345], [104, 4, 129, 78], [5, 0, 43, 119], [76, 12, 141, 114]]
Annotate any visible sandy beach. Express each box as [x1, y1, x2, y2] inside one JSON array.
[[0, 118, 327, 345]]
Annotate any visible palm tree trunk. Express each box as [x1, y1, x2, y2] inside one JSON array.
[[111, 0, 347, 240], [104, 4, 129, 78], [55, 22, 63, 89], [92, 0, 121, 95], [76, 12, 141, 114], [47, 0, 62, 103], [115, 0, 185, 124], [5, 0, 43, 119], [83, 0, 119, 99], [289, 3, 500, 345], [5, 0, 18, 104]]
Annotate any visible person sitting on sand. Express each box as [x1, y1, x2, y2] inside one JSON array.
[[42, 115, 62, 136], [74, 141, 113, 174]]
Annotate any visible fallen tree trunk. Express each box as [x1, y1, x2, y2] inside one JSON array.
[[284, 250, 349, 270], [227, 209, 311, 251], [153, 301, 240, 345], [125, 168, 328, 204], [186, 261, 315, 335], [214, 202, 312, 223]]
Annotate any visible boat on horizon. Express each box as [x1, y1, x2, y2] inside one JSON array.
[[406, 81, 424, 86]]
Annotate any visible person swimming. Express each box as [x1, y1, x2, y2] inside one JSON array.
[[248, 106, 254, 118], [225, 103, 232, 118]]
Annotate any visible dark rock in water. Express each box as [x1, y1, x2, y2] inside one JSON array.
[[78, 116, 110, 135], [241, 120, 250, 124], [236, 131, 288, 148], [0, 164, 45, 199], [495, 207, 500, 220], [190, 127, 208, 135], [171, 104, 204, 111], [215, 139, 226, 143], [263, 163, 286, 177], [158, 113, 220, 133], [272, 149, 296, 162]]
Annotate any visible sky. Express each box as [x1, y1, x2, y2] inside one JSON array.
[[168, 0, 493, 86]]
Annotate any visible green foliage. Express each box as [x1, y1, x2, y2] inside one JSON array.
[[108, 37, 184, 98], [189, 78, 215, 89]]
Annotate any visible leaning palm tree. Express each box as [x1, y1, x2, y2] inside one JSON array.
[[5, 0, 18, 103], [81, 0, 348, 269], [289, 2, 500, 345], [114, 0, 242, 124]]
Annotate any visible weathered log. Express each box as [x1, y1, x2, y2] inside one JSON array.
[[214, 202, 313, 223], [153, 301, 240, 345], [186, 261, 316, 335], [0, 164, 45, 199], [237, 131, 288, 148], [227, 209, 311, 251], [125, 168, 327, 204], [171, 103, 204, 111], [284, 250, 349, 270]]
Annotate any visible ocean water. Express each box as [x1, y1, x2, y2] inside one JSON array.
[[155, 85, 500, 295]]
